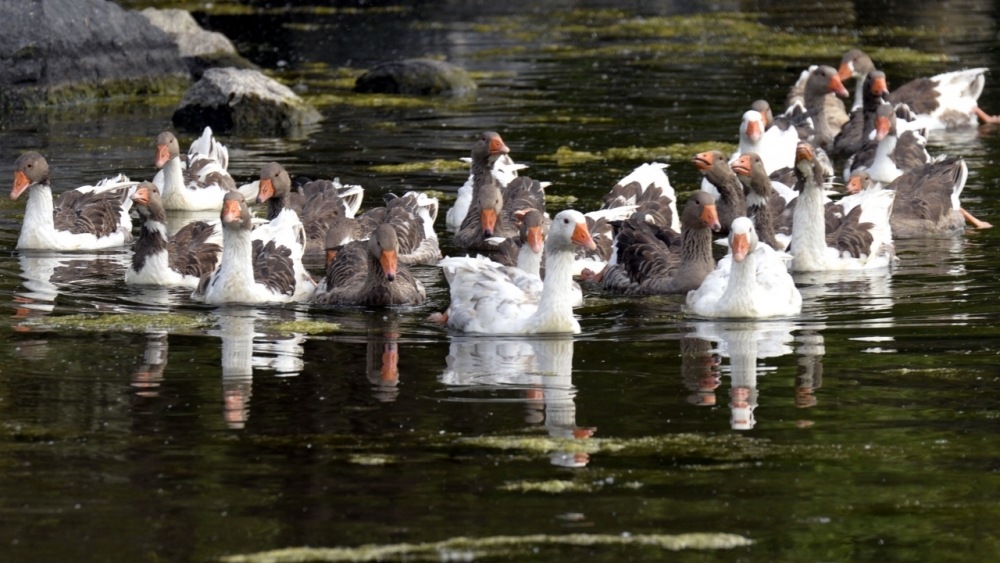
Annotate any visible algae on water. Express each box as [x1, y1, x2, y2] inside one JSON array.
[[369, 159, 470, 174], [267, 320, 341, 335], [538, 142, 737, 166], [28, 313, 212, 333]]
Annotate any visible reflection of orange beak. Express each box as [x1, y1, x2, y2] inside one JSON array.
[[829, 74, 849, 97], [326, 249, 338, 267], [838, 62, 852, 81], [256, 178, 274, 204], [481, 208, 497, 237], [731, 155, 753, 176], [380, 249, 397, 281], [875, 116, 890, 141], [702, 204, 721, 232], [155, 144, 171, 169], [745, 119, 762, 141], [131, 186, 150, 206], [692, 151, 714, 170], [526, 225, 544, 253], [847, 175, 865, 194], [381, 342, 399, 383], [489, 135, 510, 156], [571, 221, 597, 250], [871, 76, 888, 95], [11, 171, 30, 200], [796, 143, 814, 163], [221, 200, 242, 223], [731, 232, 750, 262]]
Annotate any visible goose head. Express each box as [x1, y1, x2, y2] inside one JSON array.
[[681, 191, 722, 232], [369, 224, 400, 281], [740, 110, 765, 142], [131, 182, 167, 220], [693, 150, 736, 187], [324, 215, 357, 266], [807, 65, 849, 98], [547, 210, 595, 252], [11, 152, 49, 200], [847, 170, 873, 195], [516, 209, 546, 254], [731, 152, 767, 189], [728, 217, 757, 263], [256, 162, 293, 204], [471, 131, 510, 167], [873, 103, 897, 141], [866, 70, 888, 98], [154, 132, 181, 169], [750, 100, 773, 129], [477, 182, 504, 238], [220, 191, 253, 231], [839, 49, 875, 81]]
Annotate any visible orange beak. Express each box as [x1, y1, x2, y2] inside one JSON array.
[[155, 144, 171, 169], [731, 232, 750, 263], [571, 221, 596, 250], [731, 155, 753, 176], [326, 249, 338, 267], [829, 74, 849, 97], [256, 178, 274, 204], [796, 143, 814, 163], [221, 199, 242, 223], [701, 204, 721, 232], [489, 135, 510, 156], [847, 175, 865, 195], [481, 208, 498, 237], [526, 225, 544, 253], [380, 249, 398, 281], [745, 119, 762, 142], [875, 116, 891, 141], [838, 62, 853, 81], [131, 186, 150, 206], [871, 76, 888, 96], [11, 170, 30, 200], [693, 151, 714, 171]]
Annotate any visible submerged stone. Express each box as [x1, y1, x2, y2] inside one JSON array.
[[140, 7, 258, 79], [354, 59, 476, 96], [172, 68, 322, 135], [0, 0, 190, 110]]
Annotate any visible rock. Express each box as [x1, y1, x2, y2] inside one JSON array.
[[0, 0, 189, 110], [354, 59, 476, 96], [173, 68, 322, 135], [139, 8, 258, 79]]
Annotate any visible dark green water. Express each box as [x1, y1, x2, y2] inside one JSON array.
[[3, 1, 1000, 561]]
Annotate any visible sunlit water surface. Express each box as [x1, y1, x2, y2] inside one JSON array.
[[2, 1, 1000, 561]]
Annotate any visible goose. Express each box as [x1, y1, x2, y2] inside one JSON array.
[[433, 210, 595, 335], [602, 192, 721, 295], [749, 101, 800, 174], [454, 175, 546, 251], [848, 104, 931, 185], [838, 49, 1000, 129], [192, 192, 315, 304], [153, 128, 238, 211], [788, 143, 896, 272], [446, 151, 528, 230], [831, 70, 889, 158], [126, 182, 222, 288], [785, 65, 851, 149], [731, 153, 785, 250], [254, 162, 365, 254], [686, 217, 801, 319], [10, 152, 135, 250], [694, 151, 746, 235], [313, 224, 425, 306], [323, 191, 440, 266]]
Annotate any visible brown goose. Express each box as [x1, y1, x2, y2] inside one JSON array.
[[255, 162, 365, 254], [11, 152, 134, 250], [831, 70, 889, 158], [490, 209, 547, 276], [602, 193, 721, 295], [732, 153, 783, 250], [454, 176, 546, 251], [152, 128, 237, 211], [694, 151, 745, 235], [324, 191, 440, 265], [786, 65, 851, 149], [314, 224, 426, 306], [126, 182, 222, 288]]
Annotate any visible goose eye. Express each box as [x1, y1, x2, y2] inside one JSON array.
[[563, 218, 569, 224]]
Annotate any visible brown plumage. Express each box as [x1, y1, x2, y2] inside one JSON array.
[[848, 104, 930, 179], [694, 150, 745, 235], [324, 192, 440, 265], [316, 224, 425, 306], [129, 182, 221, 282], [831, 70, 889, 158], [732, 153, 782, 250]]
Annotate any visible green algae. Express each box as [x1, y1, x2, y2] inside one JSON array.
[[369, 159, 469, 174], [221, 532, 754, 562], [538, 142, 736, 166], [3, 75, 190, 111], [537, 146, 603, 166], [500, 480, 593, 493], [305, 93, 432, 109], [419, 190, 456, 202], [517, 115, 615, 125], [545, 194, 579, 205], [347, 454, 398, 466], [267, 321, 340, 335], [26, 313, 211, 333]]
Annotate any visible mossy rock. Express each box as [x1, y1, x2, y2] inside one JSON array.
[[354, 59, 476, 97]]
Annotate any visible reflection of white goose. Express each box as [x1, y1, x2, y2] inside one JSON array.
[[132, 332, 168, 398], [795, 330, 826, 410], [440, 337, 593, 467], [689, 322, 796, 430], [16, 251, 131, 316]]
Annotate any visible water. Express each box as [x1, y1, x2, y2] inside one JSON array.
[[3, 1, 1000, 561]]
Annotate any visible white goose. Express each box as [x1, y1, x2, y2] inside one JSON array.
[[192, 192, 315, 304], [11, 152, 135, 250], [686, 217, 801, 319], [153, 127, 238, 211], [434, 210, 595, 334]]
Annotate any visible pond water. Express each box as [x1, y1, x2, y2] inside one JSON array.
[[3, 1, 1000, 561]]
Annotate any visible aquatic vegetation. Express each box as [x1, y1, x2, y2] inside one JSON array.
[[221, 532, 754, 562], [306, 93, 433, 109], [499, 479, 593, 493], [538, 142, 737, 166], [26, 313, 211, 333], [368, 160, 469, 174], [267, 320, 341, 335], [419, 190, 456, 202], [347, 454, 398, 465]]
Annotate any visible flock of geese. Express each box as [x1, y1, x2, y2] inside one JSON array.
[[8, 50, 995, 334]]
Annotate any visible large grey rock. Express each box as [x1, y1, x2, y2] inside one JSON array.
[[139, 8, 258, 79], [0, 0, 190, 110], [354, 59, 476, 96], [173, 68, 322, 135]]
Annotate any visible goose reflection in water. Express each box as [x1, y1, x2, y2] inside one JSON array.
[[688, 322, 798, 430], [439, 336, 594, 467], [132, 332, 168, 398], [795, 329, 825, 415], [367, 332, 401, 402], [13, 250, 130, 324], [679, 326, 721, 406], [210, 309, 307, 429]]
